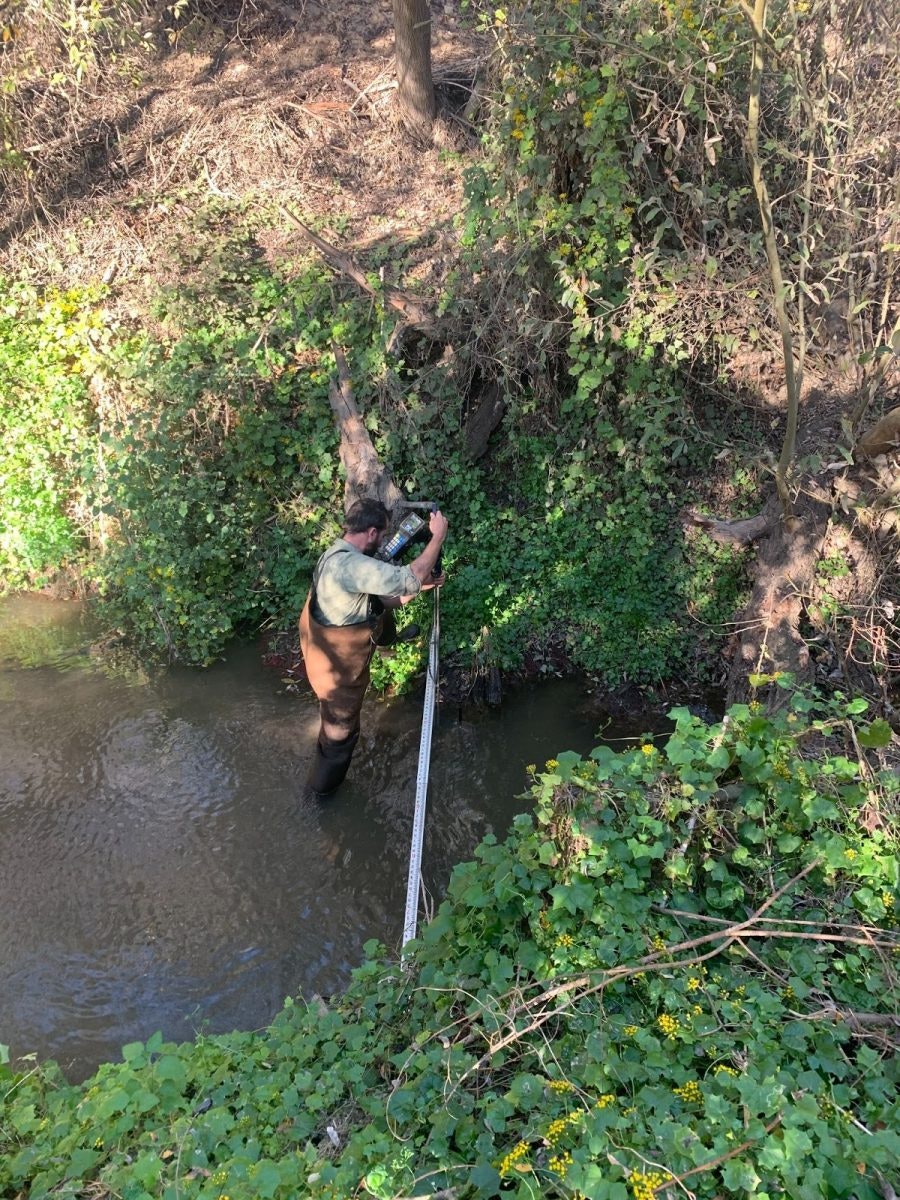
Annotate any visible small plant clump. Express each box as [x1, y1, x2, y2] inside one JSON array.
[[2, 694, 897, 1198]]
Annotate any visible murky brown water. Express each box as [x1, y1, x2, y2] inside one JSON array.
[[0, 595, 660, 1081]]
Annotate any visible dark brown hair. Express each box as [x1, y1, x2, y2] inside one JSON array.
[[343, 498, 390, 534]]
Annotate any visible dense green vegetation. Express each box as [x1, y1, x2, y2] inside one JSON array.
[[0, 189, 748, 680], [0, 0, 895, 690], [2, 698, 897, 1198], [0, 2, 897, 1195], [0, 282, 101, 589]]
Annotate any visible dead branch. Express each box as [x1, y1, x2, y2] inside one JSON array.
[[657, 1114, 783, 1194], [682, 507, 772, 545], [280, 206, 440, 333], [810, 1006, 900, 1032], [452, 861, 826, 1080]]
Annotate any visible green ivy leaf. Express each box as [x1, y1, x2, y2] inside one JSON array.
[[857, 718, 892, 748]]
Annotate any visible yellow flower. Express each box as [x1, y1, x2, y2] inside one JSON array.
[[844, 848, 857, 860], [549, 1151, 573, 1177], [498, 1140, 530, 1176], [556, 933, 575, 949], [545, 758, 559, 769], [687, 976, 701, 991], [673, 1079, 702, 1103], [629, 1168, 672, 1200], [548, 1078, 574, 1092], [594, 1093, 616, 1108], [641, 743, 654, 755], [623, 1024, 639, 1036], [657, 1013, 680, 1038], [546, 1116, 569, 1145]]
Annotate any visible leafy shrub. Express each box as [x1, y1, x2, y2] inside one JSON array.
[[0, 280, 102, 589], [84, 201, 362, 662], [2, 696, 897, 1199]]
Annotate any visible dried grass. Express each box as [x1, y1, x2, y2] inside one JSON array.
[[0, 1, 484, 294]]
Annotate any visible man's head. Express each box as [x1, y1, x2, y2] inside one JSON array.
[[343, 498, 390, 555]]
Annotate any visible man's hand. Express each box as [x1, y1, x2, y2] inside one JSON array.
[[410, 510, 449, 586], [420, 572, 446, 590], [429, 509, 449, 544]]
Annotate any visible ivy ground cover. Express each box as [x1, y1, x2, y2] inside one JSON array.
[[1, 695, 897, 1199]]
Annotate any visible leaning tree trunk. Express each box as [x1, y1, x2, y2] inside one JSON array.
[[329, 345, 403, 515], [392, 0, 435, 139]]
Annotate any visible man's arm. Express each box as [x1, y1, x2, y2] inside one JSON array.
[[408, 510, 449, 585]]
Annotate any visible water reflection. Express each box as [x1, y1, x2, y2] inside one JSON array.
[[0, 596, 628, 1081]]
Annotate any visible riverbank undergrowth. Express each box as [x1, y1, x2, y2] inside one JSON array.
[[2, 696, 897, 1199]]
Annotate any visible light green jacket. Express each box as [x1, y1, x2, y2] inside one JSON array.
[[311, 539, 420, 626]]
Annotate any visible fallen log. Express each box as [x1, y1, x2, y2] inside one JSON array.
[[329, 344, 403, 513], [855, 404, 900, 460], [681, 507, 772, 546], [726, 488, 832, 707]]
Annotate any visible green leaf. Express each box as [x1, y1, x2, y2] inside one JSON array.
[[253, 1161, 282, 1198], [67, 1147, 101, 1176], [858, 718, 892, 748], [154, 1055, 186, 1085], [470, 1162, 501, 1194], [708, 743, 732, 769], [121, 1041, 145, 1064]]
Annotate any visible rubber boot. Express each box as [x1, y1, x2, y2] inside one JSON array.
[[308, 729, 360, 797]]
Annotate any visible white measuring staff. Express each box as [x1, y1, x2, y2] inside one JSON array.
[[402, 585, 440, 951]]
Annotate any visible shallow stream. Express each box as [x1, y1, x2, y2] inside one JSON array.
[[0, 595, 660, 1081]]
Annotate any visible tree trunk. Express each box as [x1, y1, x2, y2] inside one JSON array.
[[329, 345, 404, 514], [726, 487, 831, 708], [392, 0, 435, 139]]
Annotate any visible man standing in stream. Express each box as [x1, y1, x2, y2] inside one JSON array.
[[299, 498, 448, 797]]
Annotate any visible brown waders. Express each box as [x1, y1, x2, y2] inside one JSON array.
[[299, 591, 396, 796]]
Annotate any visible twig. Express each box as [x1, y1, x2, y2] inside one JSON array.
[[657, 1114, 783, 1193], [652, 904, 896, 939], [279, 206, 438, 331], [468, 861, 824, 1071]]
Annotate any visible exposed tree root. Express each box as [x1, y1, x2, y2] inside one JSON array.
[[726, 487, 832, 706]]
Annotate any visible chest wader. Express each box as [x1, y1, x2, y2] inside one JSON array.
[[298, 572, 386, 796]]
